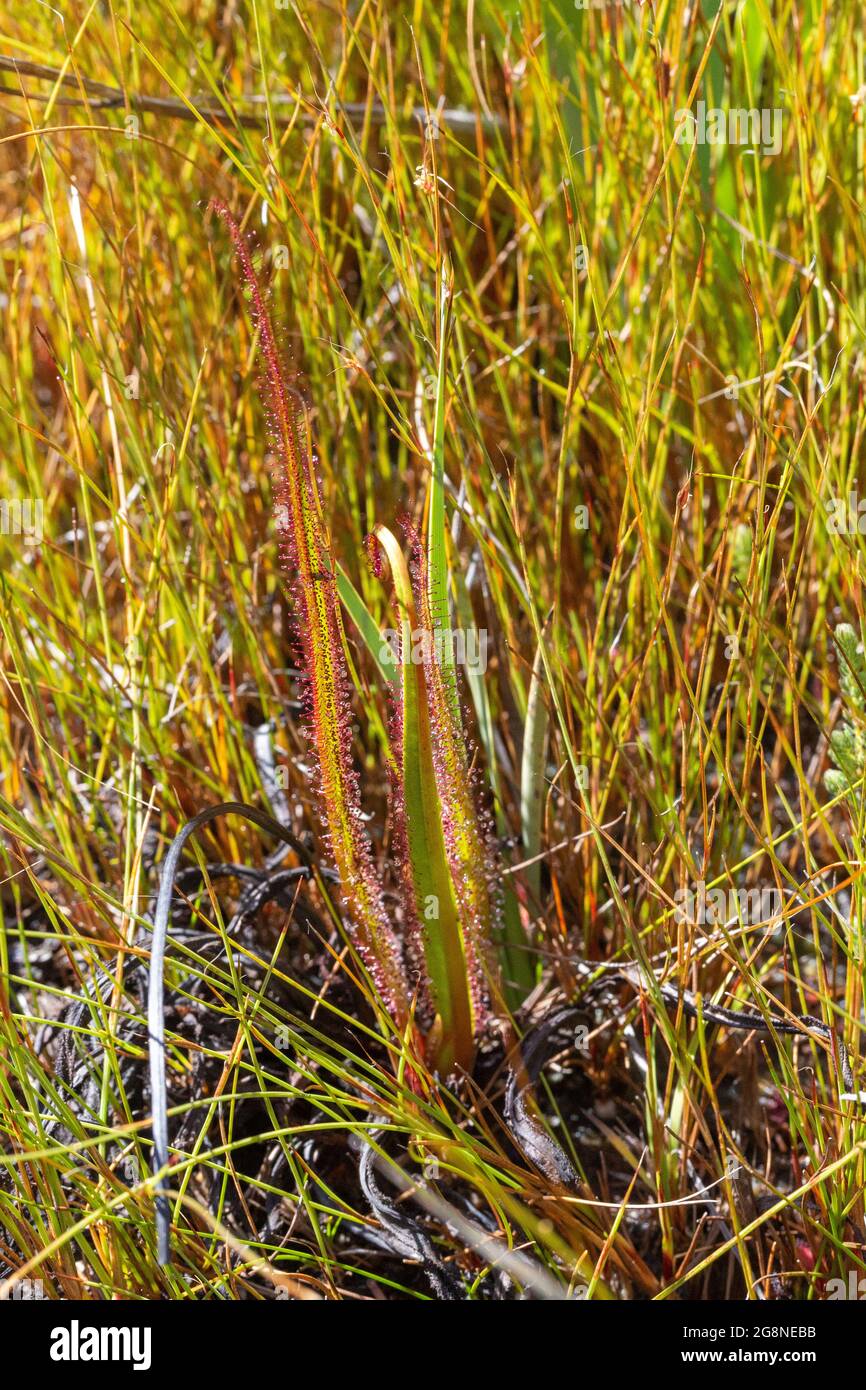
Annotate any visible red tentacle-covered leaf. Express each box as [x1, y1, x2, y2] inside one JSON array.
[[210, 201, 409, 1024]]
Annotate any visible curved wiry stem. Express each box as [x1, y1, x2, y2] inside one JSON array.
[[148, 801, 316, 1265]]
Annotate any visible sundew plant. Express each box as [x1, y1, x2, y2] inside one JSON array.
[[209, 199, 497, 1078], [2, 0, 866, 1330]]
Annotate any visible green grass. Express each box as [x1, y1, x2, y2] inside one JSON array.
[[1, 0, 866, 1300]]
